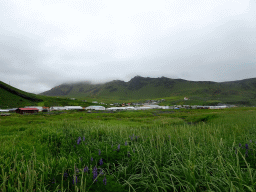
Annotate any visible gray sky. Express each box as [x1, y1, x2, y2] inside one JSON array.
[[1, 0, 256, 93]]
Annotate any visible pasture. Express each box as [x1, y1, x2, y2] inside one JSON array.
[[1, 108, 256, 191]]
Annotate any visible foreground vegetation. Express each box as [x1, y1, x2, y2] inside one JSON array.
[[1, 108, 256, 191]]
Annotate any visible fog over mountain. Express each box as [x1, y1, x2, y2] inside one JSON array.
[[1, 0, 256, 93]]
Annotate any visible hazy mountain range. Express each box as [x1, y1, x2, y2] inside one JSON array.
[[40, 76, 256, 105], [1, 76, 256, 108]]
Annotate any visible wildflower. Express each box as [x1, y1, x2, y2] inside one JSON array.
[[93, 166, 98, 182], [91, 157, 93, 162], [117, 144, 120, 151], [239, 143, 242, 147], [99, 149, 101, 156], [77, 137, 82, 145], [245, 143, 249, 149], [135, 136, 138, 141], [127, 151, 130, 158], [72, 176, 78, 185], [64, 172, 68, 178], [103, 176, 107, 185], [52, 178, 55, 184], [99, 158, 103, 166], [99, 169, 104, 175], [84, 166, 88, 173], [125, 141, 127, 146]]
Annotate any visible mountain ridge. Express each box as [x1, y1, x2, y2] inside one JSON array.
[[40, 76, 256, 105]]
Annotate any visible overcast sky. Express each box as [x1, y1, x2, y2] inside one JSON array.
[[1, 0, 256, 93]]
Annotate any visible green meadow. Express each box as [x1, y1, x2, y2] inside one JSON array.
[[1, 108, 256, 191]]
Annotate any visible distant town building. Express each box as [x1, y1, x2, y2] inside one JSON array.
[[65, 106, 83, 110], [16, 108, 39, 114], [25, 106, 43, 112], [86, 106, 105, 110]]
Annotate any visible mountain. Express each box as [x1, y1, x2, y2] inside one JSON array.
[[0, 81, 43, 108], [41, 76, 256, 105]]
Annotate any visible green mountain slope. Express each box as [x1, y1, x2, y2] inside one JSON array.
[[0, 81, 43, 108], [0, 81, 95, 108], [41, 76, 256, 105]]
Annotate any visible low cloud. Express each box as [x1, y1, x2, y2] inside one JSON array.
[[0, 0, 255, 93]]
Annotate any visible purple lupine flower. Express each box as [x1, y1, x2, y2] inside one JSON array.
[[239, 143, 242, 147], [52, 178, 55, 184], [91, 157, 93, 162], [99, 158, 103, 166], [98, 149, 101, 156], [72, 176, 78, 185], [245, 143, 249, 149], [64, 172, 68, 178], [127, 151, 130, 158], [84, 166, 88, 173], [99, 169, 104, 175], [125, 141, 127, 146], [93, 166, 98, 182], [103, 177, 107, 185], [77, 137, 82, 145], [117, 144, 120, 151]]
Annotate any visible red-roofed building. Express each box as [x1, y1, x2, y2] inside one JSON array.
[[16, 108, 39, 114]]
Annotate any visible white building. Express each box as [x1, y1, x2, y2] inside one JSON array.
[[50, 106, 67, 111], [65, 106, 83, 110], [86, 106, 105, 110], [0, 109, 9, 112]]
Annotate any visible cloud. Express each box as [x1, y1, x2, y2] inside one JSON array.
[[0, 0, 255, 93]]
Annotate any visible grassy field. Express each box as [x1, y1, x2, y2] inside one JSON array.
[[1, 108, 256, 191]]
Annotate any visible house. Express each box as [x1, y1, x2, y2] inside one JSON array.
[[16, 108, 39, 114], [42, 107, 50, 112], [25, 106, 43, 112]]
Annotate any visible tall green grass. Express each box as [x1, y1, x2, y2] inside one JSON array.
[[1, 108, 256, 191]]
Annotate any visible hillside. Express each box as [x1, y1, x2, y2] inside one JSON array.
[[41, 76, 256, 106], [0, 81, 94, 108], [0, 81, 43, 108]]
